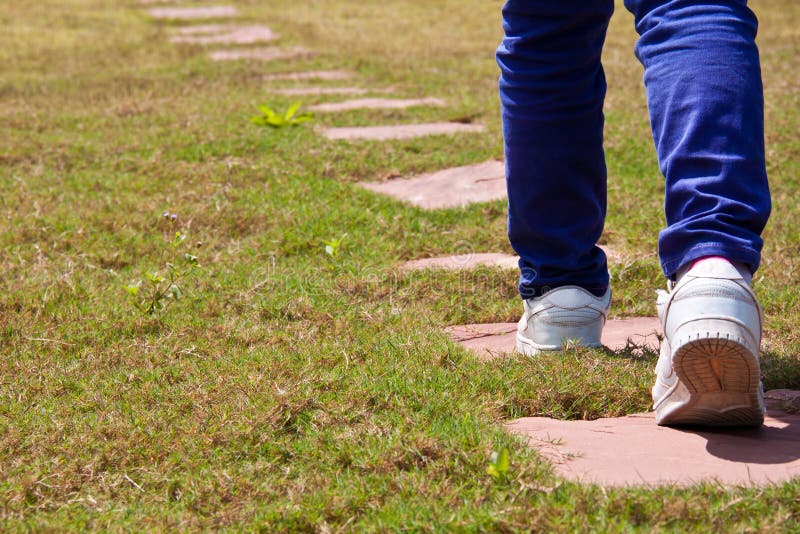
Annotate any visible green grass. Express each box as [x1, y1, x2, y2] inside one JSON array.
[[1, 0, 799, 530]]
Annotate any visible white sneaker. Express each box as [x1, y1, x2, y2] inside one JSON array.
[[653, 258, 765, 427], [516, 286, 611, 356]]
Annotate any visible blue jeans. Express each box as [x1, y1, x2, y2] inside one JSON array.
[[497, 0, 771, 299]]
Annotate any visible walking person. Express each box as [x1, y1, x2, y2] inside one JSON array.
[[497, 0, 771, 426]]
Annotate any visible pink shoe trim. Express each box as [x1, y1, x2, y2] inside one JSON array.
[[690, 256, 730, 269]]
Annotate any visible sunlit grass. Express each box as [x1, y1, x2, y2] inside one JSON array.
[[1, 0, 798, 530]]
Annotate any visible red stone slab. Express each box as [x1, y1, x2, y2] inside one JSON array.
[[505, 401, 800, 487], [323, 122, 485, 142], [275, 87, 376, 96], [309, 97, 446, 113], [274, 87, 393, 96], [401, 247, 620, 272], [171, 25, 276, 45], [445, 317, 662, 358], [177, 24, 237, 34], [173, 23, 229, 34], [401, 253, 519, 271], [359, 160, 503, 208], [147, 6, 238, 19], [263, 70, 352, 81], [209, 46, 311, 62]]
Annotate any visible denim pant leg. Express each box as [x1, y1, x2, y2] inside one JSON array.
[[625, 0, 771, 277], [497, 0, 614, 299]]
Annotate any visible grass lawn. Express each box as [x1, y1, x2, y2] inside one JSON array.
[[1, 0, 799, 530]]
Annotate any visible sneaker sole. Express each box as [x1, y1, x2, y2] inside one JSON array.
[[655, 329, 764, 427], [516, 332, 602, 357]]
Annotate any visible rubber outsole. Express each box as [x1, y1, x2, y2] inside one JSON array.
[[516, 333, 602, 357], [515, 334, 555, 356], [655, 333, 764, 427]]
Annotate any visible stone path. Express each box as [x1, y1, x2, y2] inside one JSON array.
[[209, 46, 311, 62], [446, 317, 661, 358], [309, 97, 446, 113], [399, 246, 621, 272], [359, 160, 503, 207], [263, 70, 352, 81], [143, 4, 308, 65], [141, 2, 474, 143], [170, 24, 276, 45], [506, 390, 800, 487], [147, 6, 238, 20], [400, 253, 519, 271], [323, 123, 486, 142], [274, 87, 386, 96]]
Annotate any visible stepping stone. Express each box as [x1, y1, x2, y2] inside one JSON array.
[[147, 6, 238, 20], [209, 46, 310, 62], [400, 246, 620, 272], [359, 160, 503, 209], [401, 253, 519, 271], [173, 24, 230, 34], [309, 97, 446, 113], [170, 24, 276, 45], [275, 87, 375, 96], [445, 317, 661, 358], [263, 70, 352, 81], [323, 122, 485, 142], [505, 396, 800, 487]]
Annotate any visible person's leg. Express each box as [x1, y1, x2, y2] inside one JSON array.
[[497, 0, 614, 300], [625, 0, 771, 277], [625, 0, 771, 426]]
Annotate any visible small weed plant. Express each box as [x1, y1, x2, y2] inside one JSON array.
[[250, 102, 313, 128], [486, 448, 510, 484], [324, 234, 347, 258], [123, 215, 201, 317]]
